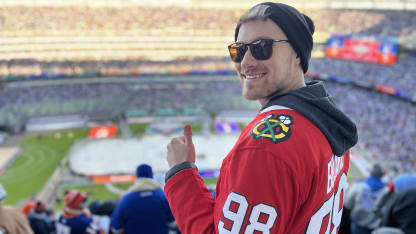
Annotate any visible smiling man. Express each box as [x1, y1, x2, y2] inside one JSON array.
[[164, 2, 358, 233]]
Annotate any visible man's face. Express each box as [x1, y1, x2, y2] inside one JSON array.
[[234, 18, 301, 105]]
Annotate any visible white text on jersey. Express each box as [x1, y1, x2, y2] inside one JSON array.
[[327, 155, 344, 194]]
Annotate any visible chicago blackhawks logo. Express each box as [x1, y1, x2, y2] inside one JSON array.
[[251, 114, 293, 143]]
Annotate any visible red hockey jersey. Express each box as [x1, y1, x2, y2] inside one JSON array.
[[165, 107, 348, 233], [165, 82, 357, 234]]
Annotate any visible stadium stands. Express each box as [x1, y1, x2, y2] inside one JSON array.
[[0, 6, 415, 61], [0, 6, 414, 39], [1, 68, 415, 173], [309, 55, 416, 98], [322, 82, 416, 173]]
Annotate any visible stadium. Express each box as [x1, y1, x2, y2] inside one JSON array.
[[0, 0, 415, 232]]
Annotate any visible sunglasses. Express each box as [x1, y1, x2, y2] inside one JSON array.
[[228, 39, 289, 63]]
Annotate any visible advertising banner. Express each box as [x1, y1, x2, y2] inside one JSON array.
[[326, 35, 398, 65], [88, 125, 118, 139]]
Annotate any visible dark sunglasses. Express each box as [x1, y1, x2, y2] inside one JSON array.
[[228, 39, 289, 63]]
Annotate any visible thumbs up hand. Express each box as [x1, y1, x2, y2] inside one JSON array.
[[167, 124, 196, 168]]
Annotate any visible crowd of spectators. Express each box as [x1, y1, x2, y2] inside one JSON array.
[[1, 72, 415, 173], [1, 53, 416, 97], [0, 6, 415, 65], [322, 82, 416, 173], [0, 79, 247, 126], [309, 56, 416, 98], [0, 58, 234, 78], [0, 6, 415, 40]]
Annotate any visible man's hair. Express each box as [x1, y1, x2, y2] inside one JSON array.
[[235, 4, 270, 30]]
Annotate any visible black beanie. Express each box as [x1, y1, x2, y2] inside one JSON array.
[[370, 164, 384, 178], [234, 2, 315, 73]]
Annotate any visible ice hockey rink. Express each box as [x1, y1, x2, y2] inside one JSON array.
[[69, 134, 239, 176]]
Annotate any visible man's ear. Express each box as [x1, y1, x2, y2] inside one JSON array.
[[295, 55, 301, 65]]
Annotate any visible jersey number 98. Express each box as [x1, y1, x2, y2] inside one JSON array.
[[218, 192, 278, 234]]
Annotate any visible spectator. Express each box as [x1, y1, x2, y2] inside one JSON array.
[[99, 200, 117, 234], [110, 164, 176, 234], [27, 200, 55, 234], [56, 189, 102, 234], [373, 174, 416, 234], [345, 164, 386, 234], [88, 199, 117, 234], [0, 184, 34, 234], [87, 200, 101, 217]]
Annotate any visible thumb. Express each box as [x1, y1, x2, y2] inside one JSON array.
[[184, 124, 193, 145], [184, 124, 196, 163]]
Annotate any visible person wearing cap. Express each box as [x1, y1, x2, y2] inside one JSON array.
[[110, 164, 176, 234], [0, 184, 34, 234], [344, 164, 386, 234], [164, 2, 358, 233], [56, 189, 102, 234]]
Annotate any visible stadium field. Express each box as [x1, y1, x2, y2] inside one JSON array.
[[0, 129, 88, 205], [0, 122, 219, 207]]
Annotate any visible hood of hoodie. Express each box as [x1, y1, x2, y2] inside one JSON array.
[[262, 81, 358, 156], [365, 177, 385, 191], [127, 178, 161, 193]]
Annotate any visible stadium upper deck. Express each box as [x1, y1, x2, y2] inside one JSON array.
[[0, 1, 415, 61]]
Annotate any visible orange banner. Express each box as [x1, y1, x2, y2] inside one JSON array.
[[92, 174, 136, 184]]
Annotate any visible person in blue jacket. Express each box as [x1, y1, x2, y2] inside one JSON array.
[[110, 164, 177, 234], [56, 189, 102, 234]]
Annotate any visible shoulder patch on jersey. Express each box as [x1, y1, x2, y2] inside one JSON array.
[[250, 114, 293, 144]]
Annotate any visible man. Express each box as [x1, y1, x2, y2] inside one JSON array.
[[0, 184, 34, 234], [110, 164, 176, 234], [344, 164, 386, 234], [56, 189, 102, 234], [165, 2, 358, 233]]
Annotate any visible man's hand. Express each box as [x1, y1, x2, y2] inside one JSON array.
[[167, 124, 196, 168]]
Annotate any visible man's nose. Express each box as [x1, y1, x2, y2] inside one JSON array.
[[240, 47, 258, 69]]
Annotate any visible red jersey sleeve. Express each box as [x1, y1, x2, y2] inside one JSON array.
[[164, 168, 216, 234]]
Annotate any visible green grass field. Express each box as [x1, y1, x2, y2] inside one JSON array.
[[130, 123, 150, 135], [130, 122, 203, 135], [0, 129, 88, 205]]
